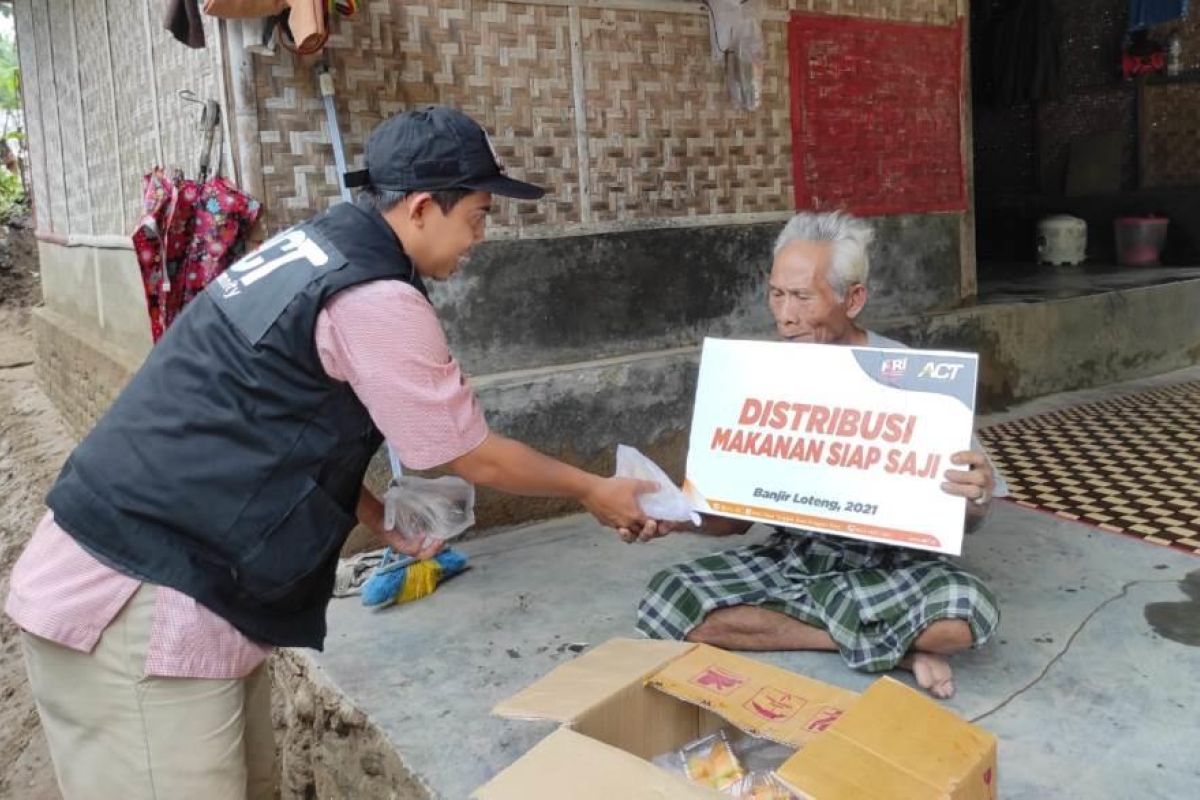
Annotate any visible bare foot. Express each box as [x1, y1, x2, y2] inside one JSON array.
[[900, 652, 956, 699]]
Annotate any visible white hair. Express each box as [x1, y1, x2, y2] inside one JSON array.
[[772, 211, 875, 298]]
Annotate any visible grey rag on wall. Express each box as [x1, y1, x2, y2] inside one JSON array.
[[702, 0, 765, 111]]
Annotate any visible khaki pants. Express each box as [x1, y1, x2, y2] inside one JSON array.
[[20, 585, 276, 800]]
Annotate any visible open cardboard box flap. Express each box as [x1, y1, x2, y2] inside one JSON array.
[[778, 677, 997, 800], [492, 638, 695, 723], [474, 727, 722, 800], [646, 641, 858, 747], [494, 639, 856, 748], [480, 639, 996, 799]]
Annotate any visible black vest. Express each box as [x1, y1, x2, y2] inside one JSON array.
[[46, 203, 427, 649]]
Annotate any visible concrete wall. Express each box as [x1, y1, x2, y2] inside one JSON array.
[[435, 212, 963, 377], [29, 240, 149, 437], [880, 278, 1200, 412], [35, 241, 153, 361]]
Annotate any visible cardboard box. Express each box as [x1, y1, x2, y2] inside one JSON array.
[[475, 639, 996, 800]]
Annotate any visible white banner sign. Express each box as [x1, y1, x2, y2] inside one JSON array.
[[684, 338, 979, 555]]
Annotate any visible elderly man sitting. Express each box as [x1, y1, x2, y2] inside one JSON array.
[[635, 211, 1004, 699]]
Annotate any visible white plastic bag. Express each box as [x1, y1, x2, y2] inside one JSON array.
[[383, 474, 476, 542], [615, 445, 701, 526]]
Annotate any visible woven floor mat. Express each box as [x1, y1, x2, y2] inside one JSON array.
[[979, 381, 1200, 556]]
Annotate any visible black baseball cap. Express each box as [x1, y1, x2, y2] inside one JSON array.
[[344, 106, 546, 200]]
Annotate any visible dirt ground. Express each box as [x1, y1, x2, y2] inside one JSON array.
[[0, 217, 65, 800]]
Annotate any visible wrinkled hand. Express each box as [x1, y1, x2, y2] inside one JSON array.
[[617, 519, 692, 544], [940, 450, 995, 509], [382, 528, 444, 561], [582, 476, 658, 535]]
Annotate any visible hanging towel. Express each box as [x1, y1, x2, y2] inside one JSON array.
[[278, 0, 327, 55], [205, 0, 335, 55], [202, 0, 286, 17]]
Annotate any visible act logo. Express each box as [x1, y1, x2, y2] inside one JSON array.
[[918, 361, 966, 380]]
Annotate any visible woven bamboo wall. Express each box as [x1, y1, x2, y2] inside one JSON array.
[[30, 0, 67, 234], [579, 8, 791, 221], [150, 12, 227, 195], [75, 0, 124, 235], [1141, 82, 1200, 188], [14, 0, 226, 236], [107, 0, 162, 230], [256, 0, 579, 230], [254, 0, 964, 233], [12, 1, 49, 231], [48, 5, 90, 233], [1165, 10, 1200, 73], [1141, 14, 1200, 188], [13, 0, 962, 236]]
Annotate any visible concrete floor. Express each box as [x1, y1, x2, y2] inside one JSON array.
[[976, 263, 1200, 305], [310, 366, 1200, 799]]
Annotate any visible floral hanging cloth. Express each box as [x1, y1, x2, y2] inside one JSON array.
[[133, 169, 261, 342]]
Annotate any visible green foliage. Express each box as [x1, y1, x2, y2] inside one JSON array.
[[0, 15, 26, 219], [0, 158, 24, 221], [0, 33, 17, 112]]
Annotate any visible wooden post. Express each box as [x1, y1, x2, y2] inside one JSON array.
[[958, 0, 978, 300]]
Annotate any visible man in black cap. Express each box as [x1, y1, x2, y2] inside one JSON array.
[[6, 106, 656, 799]]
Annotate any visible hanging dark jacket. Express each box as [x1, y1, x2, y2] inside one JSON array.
[[165, 0, 206, 48], [46, 202, 426, 649], [991, 0, 1062, 106]]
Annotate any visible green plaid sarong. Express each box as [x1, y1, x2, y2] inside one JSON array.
[[636, 529, 999, 672]]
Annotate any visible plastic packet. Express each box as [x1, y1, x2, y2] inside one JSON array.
[[729, 732, 795, 775], [729, 771, 798, 800], [383, 474, 476, 542], [652, 730, 796, 794], [615, 444, 701, 525], [680, 730, 747, 791]]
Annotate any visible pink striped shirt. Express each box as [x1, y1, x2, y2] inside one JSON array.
[[5, 281, 489, 678]]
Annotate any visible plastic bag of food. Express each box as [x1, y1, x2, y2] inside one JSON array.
[[383, 474, 476, 542], [678, 730, 747, 791], [729, 771, 799, 799], [615, 445, 701, 525]]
